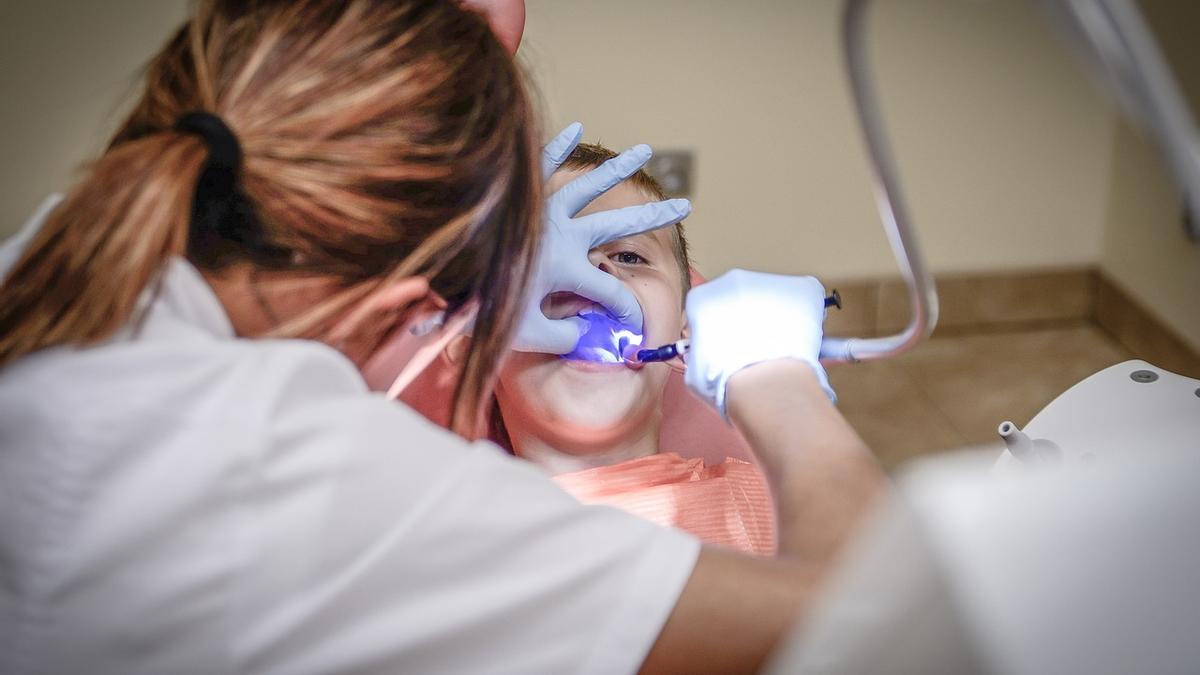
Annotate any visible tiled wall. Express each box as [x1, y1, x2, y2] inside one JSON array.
[[823, 267, 1200, 378], [1093, 275, 1200, 379]]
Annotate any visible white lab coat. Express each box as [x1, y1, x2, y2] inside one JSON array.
[[0, 197, 700, 675]]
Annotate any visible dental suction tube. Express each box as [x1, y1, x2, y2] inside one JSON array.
[[818, 0, 939, 365]]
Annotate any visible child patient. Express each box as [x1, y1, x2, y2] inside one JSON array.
[[492, 144, 776, 555]]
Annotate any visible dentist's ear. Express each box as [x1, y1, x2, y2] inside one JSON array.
[[329, 277, 435, 343], [441, 335, 472, 367]]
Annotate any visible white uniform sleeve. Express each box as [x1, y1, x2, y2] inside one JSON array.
[[231, 344, 701, 675], [763, 492, 983, 675]]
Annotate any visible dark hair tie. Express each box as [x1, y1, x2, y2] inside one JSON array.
[[174, 111, 284, 267], [175, 111, 242, 171]]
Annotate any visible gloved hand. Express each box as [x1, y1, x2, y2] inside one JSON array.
[[511, 123, 692, 353], [684, 269, 834, 417]]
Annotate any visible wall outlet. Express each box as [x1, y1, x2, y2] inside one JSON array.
[[644, 150, 694, 198]]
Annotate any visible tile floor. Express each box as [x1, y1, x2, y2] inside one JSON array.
[[828, 321, 1133, 470]]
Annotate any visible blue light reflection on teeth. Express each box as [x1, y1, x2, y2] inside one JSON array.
[[561, 309, 644, 364]]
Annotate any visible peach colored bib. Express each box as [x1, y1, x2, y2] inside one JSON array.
[[553, 453, 777, 556]]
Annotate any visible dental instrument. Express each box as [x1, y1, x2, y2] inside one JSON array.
[[816, 0, 940, 366], [1040, 0, 1200, 243], [560, 307, 645, 364], [625, 339, 689, 365]]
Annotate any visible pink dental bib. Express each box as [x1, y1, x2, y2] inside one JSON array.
[[552, 453, 776, 556]]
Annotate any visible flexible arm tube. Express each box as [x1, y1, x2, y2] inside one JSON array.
[[1039, 0, 1200, 242], [819, 0, 939, 365]]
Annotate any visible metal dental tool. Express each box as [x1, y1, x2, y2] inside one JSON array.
[[818, 0, 940, 365]]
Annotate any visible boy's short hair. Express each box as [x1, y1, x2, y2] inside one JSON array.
[[559, 143, 692, 299]]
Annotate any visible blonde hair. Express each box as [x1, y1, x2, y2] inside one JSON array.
[[0, 0, 542, 435]]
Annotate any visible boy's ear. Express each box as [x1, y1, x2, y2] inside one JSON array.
[[680, 311, 690, 340]]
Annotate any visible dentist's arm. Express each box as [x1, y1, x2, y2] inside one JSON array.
[[728, 359, 882, 563], [682, 270, 882, 559], [641, 271, 887, 675]]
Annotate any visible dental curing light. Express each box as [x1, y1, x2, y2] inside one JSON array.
[[561, 307, 644, 364]]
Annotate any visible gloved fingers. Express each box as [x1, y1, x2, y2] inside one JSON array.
[[789, 274, 828, 309], [688, 269, 826, 314], [511, 310, 587, 354], [557, 264, 646, 329], [552, 144, 653, 216], [541, 122, 584, 181], [580, 198, 692, 248]]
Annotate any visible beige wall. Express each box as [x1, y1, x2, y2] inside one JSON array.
[[3, 0, 1117, 281], [9, 0, 1194, 353], [0, 0, 188, 237], [522, 0, 1116, 278], [1097, 0, 1200, 353]]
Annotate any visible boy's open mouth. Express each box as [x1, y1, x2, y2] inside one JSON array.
[[542, 293, 645, 365]]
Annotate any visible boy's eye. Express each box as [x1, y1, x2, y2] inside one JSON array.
[[611, 251, 646, 265]]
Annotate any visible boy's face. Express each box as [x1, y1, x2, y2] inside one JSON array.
[[495, 171, 687, 452]]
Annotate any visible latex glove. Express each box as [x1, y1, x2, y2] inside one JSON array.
[[511, 123, 692, 353], [684, 269, 834, 416]]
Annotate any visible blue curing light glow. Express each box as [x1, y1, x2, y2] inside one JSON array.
[[561, 308, 644, 364]]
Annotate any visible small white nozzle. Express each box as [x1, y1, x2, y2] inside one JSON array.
[[998, 421, 1034, 460], [998, 420, 1062, 464]]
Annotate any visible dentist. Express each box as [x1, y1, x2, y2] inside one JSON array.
[[0, 1, 884, 673]]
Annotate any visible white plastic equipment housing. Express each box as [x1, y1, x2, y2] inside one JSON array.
[[993, 360, 1200, 474]]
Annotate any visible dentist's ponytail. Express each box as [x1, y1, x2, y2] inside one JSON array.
[[0, 0, 543, 436], [0, 132, 203, 364]]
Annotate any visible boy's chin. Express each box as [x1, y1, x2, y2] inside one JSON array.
[[539, 381, 651, 429], [557, 358, 632, 373]]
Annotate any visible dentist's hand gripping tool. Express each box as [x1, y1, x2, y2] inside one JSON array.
[[626, 290, 843, 365]]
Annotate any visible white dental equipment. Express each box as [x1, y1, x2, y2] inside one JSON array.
[[993, 360, 1200, 476]]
